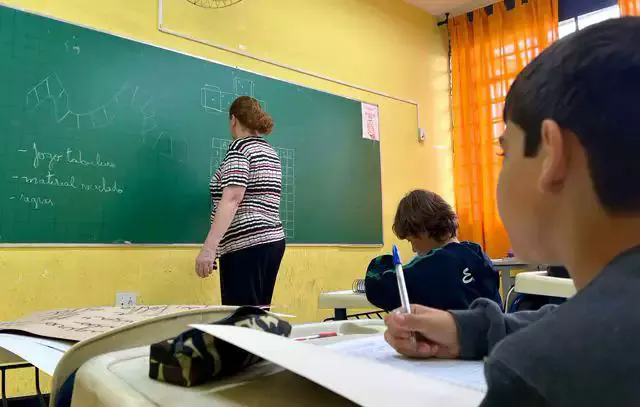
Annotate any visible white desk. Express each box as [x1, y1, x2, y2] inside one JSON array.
[[71, 320, 386, 407], [514, 271, 576, 298], [317, 291, 376, 320]]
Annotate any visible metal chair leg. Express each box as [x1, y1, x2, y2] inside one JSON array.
[[505, 286, 517, 313], [35, 367, 46, 407], [2, 366, 8, 407]]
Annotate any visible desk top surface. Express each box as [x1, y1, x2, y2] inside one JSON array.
[[71, 321, 385, 407], [514, 271, 576, 298], [317, 290, 373, 310]]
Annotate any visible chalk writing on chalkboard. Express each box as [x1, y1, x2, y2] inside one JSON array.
[[8, 140, 125, 210], [31, 142, 117, 171]]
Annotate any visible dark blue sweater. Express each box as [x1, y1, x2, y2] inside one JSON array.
[[364, 241, 503, 311]]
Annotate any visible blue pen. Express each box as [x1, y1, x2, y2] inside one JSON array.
[[392, 245, 412, 314]]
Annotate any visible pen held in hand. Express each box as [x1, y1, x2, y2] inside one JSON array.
[[392, 245, 429, 344], [392, 245, 412, 314]]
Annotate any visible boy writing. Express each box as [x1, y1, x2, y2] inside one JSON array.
[[384, 17, 640, 406], [365, 190, 502, 311]]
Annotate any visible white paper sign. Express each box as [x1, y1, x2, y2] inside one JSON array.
[[361, 103, 380, 141]]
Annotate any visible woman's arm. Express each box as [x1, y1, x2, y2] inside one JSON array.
[[195, 186, 246, 278]]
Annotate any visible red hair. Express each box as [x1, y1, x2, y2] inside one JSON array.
[[229, 96, 274, 135]]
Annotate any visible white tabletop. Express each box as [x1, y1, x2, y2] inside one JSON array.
[[514, 271, 576, 298], [317, 290, 374, 310], [71, 320, 385, 407]]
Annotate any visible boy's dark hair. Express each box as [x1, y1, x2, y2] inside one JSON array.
[[393, 190, 458, 243], [504, 17, 640, 214]]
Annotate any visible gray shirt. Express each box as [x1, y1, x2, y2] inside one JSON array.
[[452, 246, 640, 407]]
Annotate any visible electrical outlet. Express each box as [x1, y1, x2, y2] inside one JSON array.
[[116, 292, 137, 308]]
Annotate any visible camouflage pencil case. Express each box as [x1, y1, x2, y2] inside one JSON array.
[[148, 306, 291, 387]]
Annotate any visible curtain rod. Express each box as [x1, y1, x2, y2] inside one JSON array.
[[437, 13, 449, 26], [438, 0, 526, 25]]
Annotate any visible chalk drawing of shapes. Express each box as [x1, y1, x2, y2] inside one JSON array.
[[58, 112, 79, 129], [172, 137, 189, 163], [233, 77, 254, 97], [141, 102, 155, 119], [26, 74, 63, 109], [130, 87, 152, 110], [209, 157, 217, 176], [257, 99, 267, 112], [221, 92, 235, 112], [114, 84, 135, 104], [154, 133, 189, 163], [102, 99, 119, 122], [142, 116, 157, 132], [141, 132, 157, 146], [26, 80, 48, 109], [26, 88, 40, 110], [77, 113, 93, 130], [201, 85, 222, 113], [26, 74, 125, 130], [51, 91, 72, 122], [154, 133, 172, 156], [47, 74, 65, 98], [212, 138, 231, 150], [89, 107, 110, 129]]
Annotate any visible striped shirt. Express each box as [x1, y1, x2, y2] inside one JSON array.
[[210, 137, 285, 256]]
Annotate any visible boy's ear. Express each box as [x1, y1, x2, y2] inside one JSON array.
[[538, 119, 567, 194]]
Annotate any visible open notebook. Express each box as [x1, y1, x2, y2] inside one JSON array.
[[329, 335, 486, 392], [191, 325, 485, 407]]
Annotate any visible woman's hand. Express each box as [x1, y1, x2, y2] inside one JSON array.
[[195, 247, 217, 278], [384, 304, 461, 359]]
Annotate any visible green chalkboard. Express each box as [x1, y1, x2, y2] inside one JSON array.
[[0, 6, 383, 245]]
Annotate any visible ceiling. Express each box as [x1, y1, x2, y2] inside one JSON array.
[[404, 0, 500, 17]]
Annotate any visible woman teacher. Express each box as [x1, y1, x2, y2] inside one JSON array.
[[195, 96, 286, 306]]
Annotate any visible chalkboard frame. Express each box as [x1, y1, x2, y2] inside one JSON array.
[[0, 4, 385, 247]]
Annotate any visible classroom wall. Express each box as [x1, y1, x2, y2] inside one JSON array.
[[0, 0, 451, 395]]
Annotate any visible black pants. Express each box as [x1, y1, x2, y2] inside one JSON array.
[[219, 239, 286, 306]]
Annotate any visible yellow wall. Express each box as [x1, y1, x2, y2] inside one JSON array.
[[0, 0, 451, 395]]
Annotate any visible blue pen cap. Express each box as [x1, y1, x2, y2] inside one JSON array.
[[392, 245, 402, 266]]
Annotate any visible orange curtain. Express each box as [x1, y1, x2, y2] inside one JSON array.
[[620, 0, 640, 15], [449, 0, 558, 258]]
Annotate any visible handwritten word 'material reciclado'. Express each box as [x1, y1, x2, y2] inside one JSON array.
[[20, 172, 124, 194]]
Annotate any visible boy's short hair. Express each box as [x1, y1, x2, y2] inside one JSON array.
[[504, 16, 640, 214], [393, 190, 458, 243]]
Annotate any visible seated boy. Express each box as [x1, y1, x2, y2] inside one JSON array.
[[383, 17, 640, 406], [364, 190, 503, 311]]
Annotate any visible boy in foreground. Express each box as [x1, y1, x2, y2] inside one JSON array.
[[365, 190, 502, 311], [385, 17, 640, 406]]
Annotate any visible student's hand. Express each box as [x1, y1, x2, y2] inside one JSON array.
[[195, 247, 217, 278], [384, 304, 460, 359]]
